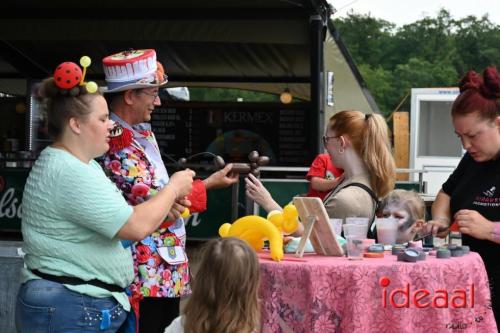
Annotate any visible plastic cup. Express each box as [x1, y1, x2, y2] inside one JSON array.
[[346, 235, 364, 260], [345, 217, 369, 236], [362, 238, 375, 251], [343, 224, 367, 238], [329, 218, 343, 236], [376, 218, 398, 245]]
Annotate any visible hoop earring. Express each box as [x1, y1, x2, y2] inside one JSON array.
[[338, 146, 344, 154]]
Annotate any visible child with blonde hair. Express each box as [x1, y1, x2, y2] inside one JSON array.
[[164, 237, 260, 333], [377, 189, 426, 243]]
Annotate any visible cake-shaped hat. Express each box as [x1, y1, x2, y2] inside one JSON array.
[[102, 49, 167, 93]]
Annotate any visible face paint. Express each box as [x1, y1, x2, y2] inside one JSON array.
[[381, 203, 415, 243]]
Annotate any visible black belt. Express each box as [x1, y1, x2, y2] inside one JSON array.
[[31, 269, 124, 293]]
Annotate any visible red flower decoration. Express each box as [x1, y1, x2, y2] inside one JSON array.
[[149, 285, 159, 297], [109, 160, 122, 175], [136, 244, 152, 264], [139, 130, 152, 138], [162, 270, 172, 281], [154, 254, 163, 267], [131, 183, 150, 197], [109, 126, 133, 152]]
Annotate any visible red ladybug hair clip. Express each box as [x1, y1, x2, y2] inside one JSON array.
[[53, 56, 98, 93]]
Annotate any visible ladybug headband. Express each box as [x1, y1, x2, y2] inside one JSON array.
[[53, 56, 98, 94]]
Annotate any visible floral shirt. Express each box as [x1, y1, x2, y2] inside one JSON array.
[[99, 113, 206, 302]]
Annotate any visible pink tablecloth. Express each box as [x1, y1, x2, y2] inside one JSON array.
[[258, 252, 497, 333]]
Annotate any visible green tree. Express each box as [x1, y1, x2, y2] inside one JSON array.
[[332, 11, 395, 68], [332, 9, 500, 117], [393, 10, 457, 69], [453, 15, 500, 74], [357, 64, 396, 117]]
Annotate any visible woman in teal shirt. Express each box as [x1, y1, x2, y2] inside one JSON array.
[[15, 59, 194, 333]]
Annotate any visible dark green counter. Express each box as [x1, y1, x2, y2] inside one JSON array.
[[0, 168, 27, 232], [0, 168, 425, 240], [0, 168, 309, 240]]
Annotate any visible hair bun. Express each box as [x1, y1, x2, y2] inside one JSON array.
[[38, 77, 89, 99], [458, 70, 482, 93], [481, 66, 500, 98], [38, 78, 59, 98]]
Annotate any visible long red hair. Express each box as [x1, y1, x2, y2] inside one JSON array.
[[328, 110, 395, 198]]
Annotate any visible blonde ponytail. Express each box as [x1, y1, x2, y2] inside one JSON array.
[[362, 114, 396, 197], [329, 111, 396, 198]]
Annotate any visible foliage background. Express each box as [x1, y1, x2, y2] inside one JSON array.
[[332, 9, 500, 118]]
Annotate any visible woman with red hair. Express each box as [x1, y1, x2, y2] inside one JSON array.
[[427, 66, 500, 323], [246, 110, 396, 235]]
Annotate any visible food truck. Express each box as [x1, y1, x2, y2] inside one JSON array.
[[0, 2, 389, 330], [0, 0, 378, 239]]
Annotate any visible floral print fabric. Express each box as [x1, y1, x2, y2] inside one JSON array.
[[258, 252, 496, 333], [100, 126, 191, 299]]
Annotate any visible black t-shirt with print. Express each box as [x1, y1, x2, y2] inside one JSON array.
[[442, 152, 500, 318], [443, 153, 500, 259]]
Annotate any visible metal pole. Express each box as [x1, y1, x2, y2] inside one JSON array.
[[418, 172, 424, 193], [310, 14, 325, 155], [231, 179, 239, 222]]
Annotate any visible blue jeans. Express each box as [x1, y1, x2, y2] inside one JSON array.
[[16, 279, 128, 333]]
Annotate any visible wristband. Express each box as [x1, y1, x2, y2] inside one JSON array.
[[492, 222, 500, 240]]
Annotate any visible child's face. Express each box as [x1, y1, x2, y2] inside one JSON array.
[[379, 204, 415, 243]]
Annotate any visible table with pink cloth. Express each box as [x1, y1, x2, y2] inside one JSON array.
[[258, 251, 497, 333]]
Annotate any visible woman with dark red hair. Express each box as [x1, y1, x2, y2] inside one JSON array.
[[427, 66, 500, 323]]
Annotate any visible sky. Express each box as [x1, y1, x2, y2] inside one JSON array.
[[330, 0, 500, 26]]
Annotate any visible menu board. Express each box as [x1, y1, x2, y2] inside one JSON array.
[[150, 102, 314, 166]]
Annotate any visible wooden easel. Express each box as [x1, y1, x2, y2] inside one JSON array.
[[293, 197, 344, 257]]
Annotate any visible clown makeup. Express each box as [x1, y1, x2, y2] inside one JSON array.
[[378, 190, 426, 243]]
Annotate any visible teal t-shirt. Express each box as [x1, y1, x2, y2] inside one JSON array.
[[21, 147, 134, 310]]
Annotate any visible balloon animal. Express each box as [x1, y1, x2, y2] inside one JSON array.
[[219, 204, 299, 262], [267, 204, 299, 235]]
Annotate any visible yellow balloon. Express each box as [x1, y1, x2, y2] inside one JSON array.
[[239, 229, 265, 251], [80, 56, 91, 67], [282, 216, 299, 234], [86, 81, 98, 93], [267, 210, 283, 228], [265, 205, 299, 235], [282, 204, 299, 234], [267, 210, 281, 220], [283, 204, 298, 219], [181, 208, 190, 218], [219, 215, 283, 261], [219, 223, 232, 237]]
